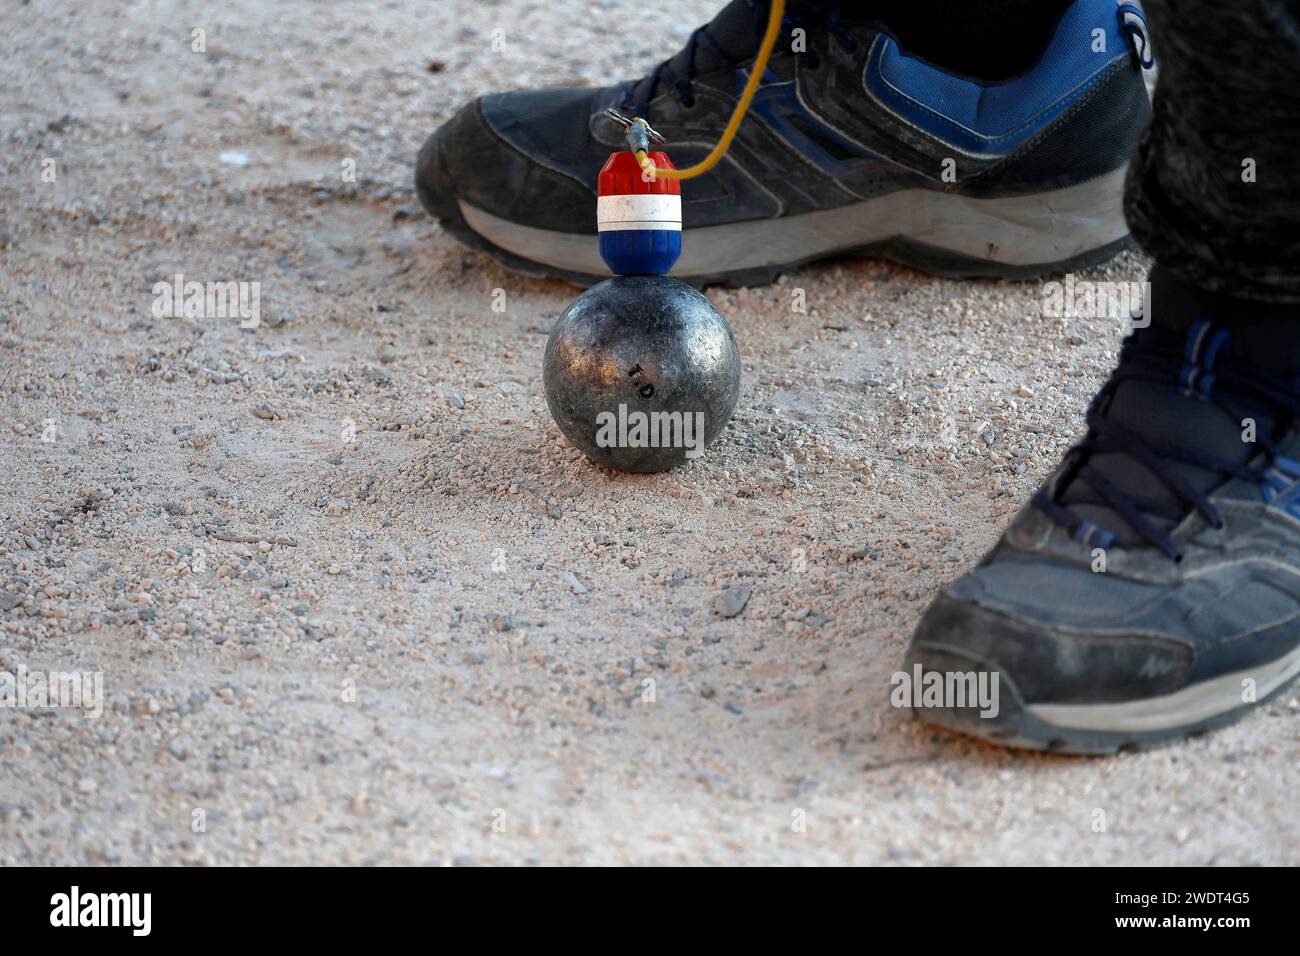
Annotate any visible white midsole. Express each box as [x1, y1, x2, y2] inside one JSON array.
[[459, 168, 1128, 277], [1028, 642, 1300, 733]]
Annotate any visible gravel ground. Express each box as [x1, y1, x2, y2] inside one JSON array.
[[1, 0, 1297, 866]]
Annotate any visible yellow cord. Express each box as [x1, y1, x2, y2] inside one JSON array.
[[635, 0, 785, 181]]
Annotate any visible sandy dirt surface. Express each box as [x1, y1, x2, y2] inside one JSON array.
[[1, 0, 1296, 866]]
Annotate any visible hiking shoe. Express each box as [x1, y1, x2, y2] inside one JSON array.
[[904, 268, 1300, 753], [416, 0, 1151, 286]]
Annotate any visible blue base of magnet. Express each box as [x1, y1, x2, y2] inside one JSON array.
[[599, 229, 681, 276]]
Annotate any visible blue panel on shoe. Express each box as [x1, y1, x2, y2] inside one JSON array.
[[863, 0, 1129, 157], [1270, 482, 1300, 521]]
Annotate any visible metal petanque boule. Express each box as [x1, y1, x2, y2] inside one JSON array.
[[542, 275, 741, 473]]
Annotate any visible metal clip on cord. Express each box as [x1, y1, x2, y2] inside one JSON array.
[[604, 109, 665, 155]]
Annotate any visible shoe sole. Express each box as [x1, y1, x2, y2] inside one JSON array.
[[417, 127, 1131, 287], [909, 641, 1300, 755]]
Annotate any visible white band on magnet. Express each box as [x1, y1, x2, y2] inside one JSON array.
[[597, 194, 682, 232]]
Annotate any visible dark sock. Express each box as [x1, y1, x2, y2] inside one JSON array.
[[845, 0, 1077, 80], [1148, 265, 1300, 374]]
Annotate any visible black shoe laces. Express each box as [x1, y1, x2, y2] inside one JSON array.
[[1033, 321, 1300, 561], [621, 0, 858, 115]]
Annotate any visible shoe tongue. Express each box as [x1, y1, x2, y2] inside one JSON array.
[[1058, 266, 1298, 542], [698, 0, 768, 64], [1059, 379, 1253, 539], [658, 0, 765, 84]]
